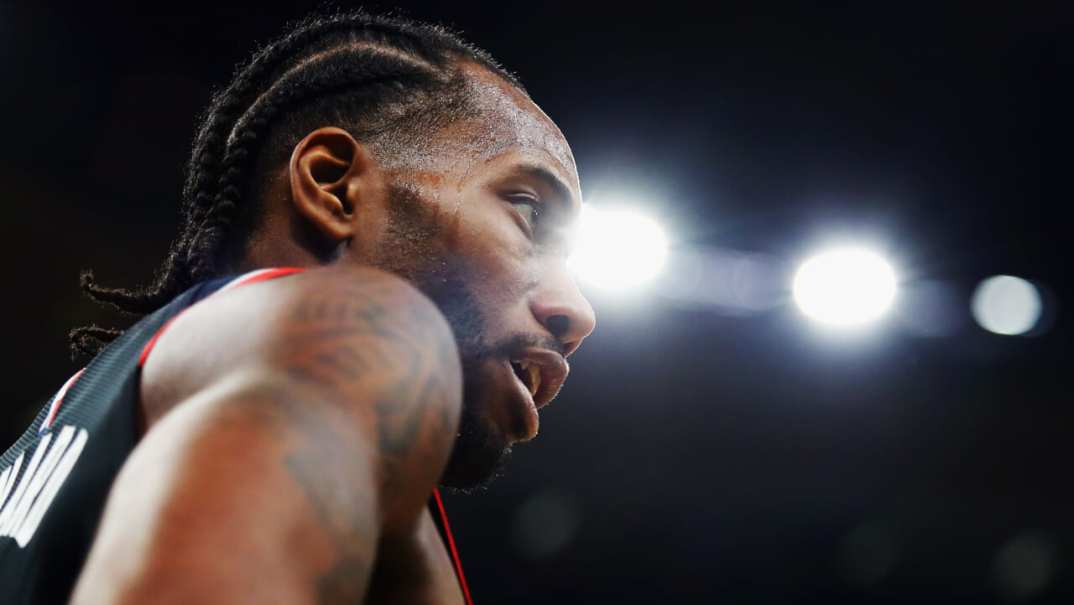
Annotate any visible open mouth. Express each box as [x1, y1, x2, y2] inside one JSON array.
[[510, 360, 542, 400], [498, 351, 569, 442], [507, 349, 569, 410]]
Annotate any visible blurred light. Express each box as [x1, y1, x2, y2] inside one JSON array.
[[792, 247, 897, 327], [568, 204, 668, 291], [895, 280, 964, 338], [512, 490, 580, 559], [839, 522, 899, 587], [994, 531, 1056, 601], [659, 247, 784, 315], [971, 275, 1042, 336]]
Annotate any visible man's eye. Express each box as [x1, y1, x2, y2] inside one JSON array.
[[508, 194, 541, 232]]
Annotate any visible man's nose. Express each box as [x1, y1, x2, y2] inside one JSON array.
[[529, 265, 596, 357]]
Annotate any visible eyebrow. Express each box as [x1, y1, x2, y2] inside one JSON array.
[[510, 163, 579, 216]]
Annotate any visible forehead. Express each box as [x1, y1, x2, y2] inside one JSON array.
[[453, 63, 580, 195]]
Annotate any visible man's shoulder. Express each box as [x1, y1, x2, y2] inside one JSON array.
[[139, 264, 461, 430]]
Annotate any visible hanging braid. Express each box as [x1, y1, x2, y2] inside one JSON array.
[[71, 9, 524, 360]]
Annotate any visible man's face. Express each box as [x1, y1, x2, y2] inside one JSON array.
[[366, 65, 595, 489]]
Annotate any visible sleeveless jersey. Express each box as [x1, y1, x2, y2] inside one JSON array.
[[0, 268, 306, 603], [0, 267, 471, 604]]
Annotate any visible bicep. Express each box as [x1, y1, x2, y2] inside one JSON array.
[[72, 374, 380, 605]]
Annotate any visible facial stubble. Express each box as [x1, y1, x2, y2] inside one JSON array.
[[376, 183, 513, 492]]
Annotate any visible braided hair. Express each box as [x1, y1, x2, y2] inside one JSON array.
[[70, 10, 524, 360]]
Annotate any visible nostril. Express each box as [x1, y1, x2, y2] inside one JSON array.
[[545, 314, 570, 339]]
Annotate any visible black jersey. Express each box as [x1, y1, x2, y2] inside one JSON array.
[[0, 268, 302, 603], [0, 267, 473, 604]]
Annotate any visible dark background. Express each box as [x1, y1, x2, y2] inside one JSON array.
[[2, 2, 1072, 603]]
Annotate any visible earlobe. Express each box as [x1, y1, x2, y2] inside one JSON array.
[[288, 126, 378, 243]]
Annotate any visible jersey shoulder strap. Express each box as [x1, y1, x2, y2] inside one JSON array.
[[138, 267, 306, 367]]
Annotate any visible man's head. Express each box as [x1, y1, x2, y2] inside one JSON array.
[[75, 11, 595, 490]]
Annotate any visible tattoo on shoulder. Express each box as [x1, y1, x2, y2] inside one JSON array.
[[281, 281, 460, 480]]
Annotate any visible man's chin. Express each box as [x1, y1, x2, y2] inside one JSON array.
[[439, 446, 512, 494], [439, 414, 513, 494]]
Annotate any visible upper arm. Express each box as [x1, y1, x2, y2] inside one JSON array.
[[73, 375, 380, 604], [73, 266, 463, 604], [254, 265, 464, 517]]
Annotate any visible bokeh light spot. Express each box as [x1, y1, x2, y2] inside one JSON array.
[[568, 205, 668, 291], [839, 522, 899, 587], [512, 490, 580, 560], [971, 275, 1042, 336], [792, 247, 897, 327], [994, 531, 1056, 601]]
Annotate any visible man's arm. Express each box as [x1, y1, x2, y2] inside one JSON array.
[[70, 266, 462, 604]]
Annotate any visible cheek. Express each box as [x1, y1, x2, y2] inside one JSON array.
[[452, 202, 535, 304]]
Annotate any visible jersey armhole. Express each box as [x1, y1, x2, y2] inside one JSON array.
[[137, 267, 305, 368]]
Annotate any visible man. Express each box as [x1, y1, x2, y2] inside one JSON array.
[[0, 10, 594, 604]]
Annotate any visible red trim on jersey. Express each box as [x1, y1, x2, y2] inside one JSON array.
[[220, 267, 306, 292], [434, 488, 474, 605], [41, 368, 86, 432], [138, 315, 180, 367], [138, 267, 306, 367]]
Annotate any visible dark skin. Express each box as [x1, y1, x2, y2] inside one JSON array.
[[70, 63, 594, 604]]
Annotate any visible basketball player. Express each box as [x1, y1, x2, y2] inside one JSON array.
[[0, 11, 594, 604]]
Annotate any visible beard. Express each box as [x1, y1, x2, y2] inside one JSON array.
[[373, 183, 514, 491], [423, 272, 517, 493]]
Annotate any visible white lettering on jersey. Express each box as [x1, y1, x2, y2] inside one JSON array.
[[0, 425, 90, 547], [0, 454, 24, 512]]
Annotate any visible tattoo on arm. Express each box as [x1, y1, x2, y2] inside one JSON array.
[[276, 391, 374, 604], [267, 280, 462, 600], [282, 283, 460, 464]]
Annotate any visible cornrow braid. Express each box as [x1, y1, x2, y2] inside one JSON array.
[[71, 9, 524, 360]]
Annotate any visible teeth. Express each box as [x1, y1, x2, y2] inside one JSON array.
[[514, 360, 541, 398], [527, 364, 541, 397]]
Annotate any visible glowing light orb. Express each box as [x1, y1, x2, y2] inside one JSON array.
[[568, 205, 668, 290], [792, 247, 897, 327], [971, 275, 1042, 335]]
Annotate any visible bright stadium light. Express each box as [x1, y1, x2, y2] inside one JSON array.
[[568, 204, 668, 291], [971, 275, 1042, 336], [792, 247, 898, 328]]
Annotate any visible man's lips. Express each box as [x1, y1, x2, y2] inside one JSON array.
[[495, 347, 570, 442], [510, 348, 569, 410]]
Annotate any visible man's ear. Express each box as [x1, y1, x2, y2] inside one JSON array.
[[288, 126, 381, 243]]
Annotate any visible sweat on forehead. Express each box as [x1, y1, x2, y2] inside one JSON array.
[[379, 63, 577, 180], [460, 63, 575, 168]]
